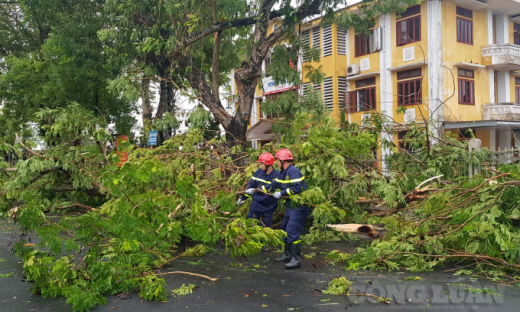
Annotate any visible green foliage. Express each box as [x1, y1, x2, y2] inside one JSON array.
[[322, 277, 353, 295], [185, 106, 221, 141], [171, 284, 196, 296]]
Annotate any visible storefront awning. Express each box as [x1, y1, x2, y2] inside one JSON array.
[[246, 120, 275, 141]]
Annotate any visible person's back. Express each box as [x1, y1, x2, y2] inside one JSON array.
[[271, 149, 309, 269]]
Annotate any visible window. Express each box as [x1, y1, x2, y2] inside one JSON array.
[[302, 30, 310, 62], [323, 25, 332, 57], [355, 28, 381, 57], [323, 77, 333, 110], [337, 27, 346, 55], [397, 69, 422, 106], [337, 76, 347, 109], [344, 77, 376, 113], [458, 69, 474, 105], [396, 5, 421, 46], [398, 131, 423, 152], [456, 6, 473, 45], [312, 27, 321, 55], [516, 78, 520, 104], [515, 24, 520, 45], [355, 32, 370, 57]]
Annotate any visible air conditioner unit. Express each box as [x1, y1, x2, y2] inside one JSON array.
[[347, 64, 360, 76]]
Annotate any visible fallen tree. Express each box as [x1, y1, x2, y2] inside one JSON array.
[[2, 105, 520, 311]]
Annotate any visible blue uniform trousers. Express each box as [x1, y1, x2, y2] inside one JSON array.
[[247, 208, 274, 228], [280, 206, 310, 243]]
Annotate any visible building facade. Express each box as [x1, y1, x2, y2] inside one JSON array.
[[240, 0, 520, 160]]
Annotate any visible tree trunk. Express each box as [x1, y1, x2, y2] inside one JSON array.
[[141, 77, 152, 128]]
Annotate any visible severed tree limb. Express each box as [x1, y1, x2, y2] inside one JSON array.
[[327, 224, 378, 238], [158, 271, 218, 282], [44, 202, 97, 213], [0, 167, 17, 173]]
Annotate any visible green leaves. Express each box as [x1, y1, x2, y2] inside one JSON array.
[[171, 283, 196, 296], [322, 277, 353, 295]]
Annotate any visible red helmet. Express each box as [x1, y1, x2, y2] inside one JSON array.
[[258, 152, 275, 165], [274, 148, 293, 161]]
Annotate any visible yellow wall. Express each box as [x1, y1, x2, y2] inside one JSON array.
[[441, 1, 490, 122]]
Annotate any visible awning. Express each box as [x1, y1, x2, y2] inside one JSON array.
[[444, 120, 520, 130], [246, 120, 275, 141]]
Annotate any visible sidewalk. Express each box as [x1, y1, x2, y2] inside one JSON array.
[[1, 219, 519, 312]]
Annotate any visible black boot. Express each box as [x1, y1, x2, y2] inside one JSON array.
[[285, 243, 301, 269], [275, 243, 291, 262]]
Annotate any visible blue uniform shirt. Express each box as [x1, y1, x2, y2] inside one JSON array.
[[273, 164, 307, 210], [240, 168, 281, 212]]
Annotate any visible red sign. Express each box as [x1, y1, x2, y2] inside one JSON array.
[[116, 135, 129, 167]]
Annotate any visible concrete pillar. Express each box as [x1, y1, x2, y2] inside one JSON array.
[[497, 71, 511, 103], [487, 10, 495, 104], [495, 14, 509, 44], [379, 12, 393, 172], [498, 130, 512, 149], [490, 129, 496, 151], [468, 138, 482, 177], [427, 0, 444, 141], [487, 10, 494, 45]]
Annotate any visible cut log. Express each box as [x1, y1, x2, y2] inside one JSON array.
[[327, 224, 378, 238]]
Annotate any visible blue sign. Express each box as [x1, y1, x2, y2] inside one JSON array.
[[148, 130, 158, 146]]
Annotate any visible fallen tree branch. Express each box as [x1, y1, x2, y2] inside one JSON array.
[[326, 224, 378, 238], [157, 271, 218, 282]]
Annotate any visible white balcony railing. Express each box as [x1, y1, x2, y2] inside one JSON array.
[[483, 103, 520, 121], [482, 43, 520, 70]]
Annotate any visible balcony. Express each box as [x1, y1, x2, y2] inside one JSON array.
[[483, 103, 520, 121], [482, 44, 520, 70]]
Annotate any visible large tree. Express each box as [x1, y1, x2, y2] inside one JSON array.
[[0, 0, 136, 147], [102, 0, 422, 146]]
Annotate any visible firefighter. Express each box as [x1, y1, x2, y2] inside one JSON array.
[[238, 152, 280, 228], [272, 148, 309, 269]]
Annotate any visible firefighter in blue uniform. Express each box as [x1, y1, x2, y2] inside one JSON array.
[[238, 152, 280, 228], [272, 148, 309, 269]]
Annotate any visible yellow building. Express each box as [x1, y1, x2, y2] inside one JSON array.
[[243, 0, 520, 159]]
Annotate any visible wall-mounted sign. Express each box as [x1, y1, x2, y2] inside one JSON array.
[[261, 77, 297, 96]]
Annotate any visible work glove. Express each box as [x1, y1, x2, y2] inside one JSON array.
[[237, 199, 245, 206], [273, 192, 282, 199], [246, 188, 256, 195]]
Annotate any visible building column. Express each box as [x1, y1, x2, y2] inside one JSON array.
[[490, 129, 496, 151], [427, 0, 444, 142], [379, 12, 393, 172], [497, 71, 511, 103], [487, 10, 496, 104], [495, 14, 509, 44], [499, 130, 512, 150]]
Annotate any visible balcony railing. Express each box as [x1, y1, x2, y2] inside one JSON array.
[[482, 44, 520, 70], [483, 103, 520, 121]]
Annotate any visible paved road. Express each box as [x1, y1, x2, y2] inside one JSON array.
[[1, 219, 520, 312]]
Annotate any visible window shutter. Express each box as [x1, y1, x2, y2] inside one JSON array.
[[337, 27, 346, 55], [302, 82, 311, 97], [302, 30, 310, 62], [369, 27, 381, 53], [323, 77, 333, 110], [313, 81, 322, 100], [323, 25, 332, 57], [337, 77, 347, 109], [312, 27, 321, 55]]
